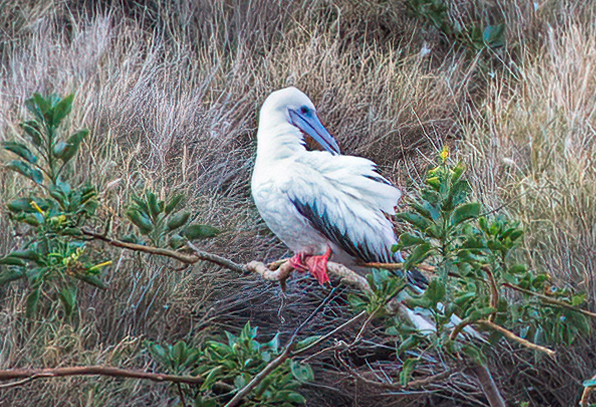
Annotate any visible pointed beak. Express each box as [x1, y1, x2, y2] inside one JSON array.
[[288, 109, 341, 155]]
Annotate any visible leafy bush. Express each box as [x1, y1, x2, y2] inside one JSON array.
[[124, 190, 220, 249], [406, 0, 506, 54], [0, 93, 107, 317], [147, 322, 313, 407], [349, 147, 590, 383]]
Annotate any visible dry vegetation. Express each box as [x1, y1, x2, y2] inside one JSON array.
[[0, 0, 595, 406]]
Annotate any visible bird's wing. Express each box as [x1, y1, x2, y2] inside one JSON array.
[[280, 152, 401, 263]]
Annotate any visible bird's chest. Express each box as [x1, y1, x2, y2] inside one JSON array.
[[252, 175, 327, 255]]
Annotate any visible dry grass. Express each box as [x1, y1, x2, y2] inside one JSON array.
[[0, 0, 594, 405]]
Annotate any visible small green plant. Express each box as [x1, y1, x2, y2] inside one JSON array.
[[146, 322, 313, 406], [406, 0, 506, 54], [124, 190, 220, 249], [349, 147, 590, 384], [0, 93, 108, 317], [0, 93, 223, 318]]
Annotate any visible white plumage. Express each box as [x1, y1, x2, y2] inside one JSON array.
[[252, 87, 404, 277]]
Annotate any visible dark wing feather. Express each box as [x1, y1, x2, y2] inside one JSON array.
[[291, 198, 394, 263]]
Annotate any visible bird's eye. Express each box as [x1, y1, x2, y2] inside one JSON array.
[[299, 106, 309, 115]]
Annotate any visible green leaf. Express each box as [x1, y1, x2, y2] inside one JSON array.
[[0, 256, 27, 266], [51, 93, 74, 126], [403, 243, 435, 270], [126, 209, 154, 234], [146, 191, 161, 219], [295, 335, 322, 351], [26, 288, 41, 318], [399, 358, 418, 386], [73, 273, 107, 289], [58, 286, 77, 316], [290, 360, 314, 383], [57, 129, 89, 162], [183, 224, 220, 240], [20, 121, 43, 146], [6, 160, 44, 184], [3, 141, 37, 164], [424, 279, 446, 305], [278, 390, 307, 404], [397, 335, 420, 355], [10, 250, 42, 262], [396, 212, 432, 232], [164, 194, 184, 215], [0, 269, 26, 286], [200, 366, 224, 391], [398, 232, 427, 248], [24, 96, 45, 122], [348, 294, 367, 311], [507, 264, 527, 275], [52, 141, 68, 158], [461, 344, 485, 364], [168, 234, 186, 249], [483, 23, 506, 48], [450, 202, 481, 226], [167, 211, 190, 231]]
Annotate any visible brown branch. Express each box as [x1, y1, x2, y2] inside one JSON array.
[[449, 319, 472, 341], [293, 311, 368, 356], [580, 372, 596, 407], [503, 282, 596, 319], [484, 267, 499, 323], [81, 228, 246, 273], [245, 260, 371, 293], [361, 261, 437, 274], [476, 320, 556, 358], [468, 363, 507, 407], [0, 366, 208, 388]]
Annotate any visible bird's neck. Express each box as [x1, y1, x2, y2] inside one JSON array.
[[256, 123, 306, 162]]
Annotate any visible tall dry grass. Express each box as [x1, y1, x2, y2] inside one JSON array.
[[0, 0, 594, 405]]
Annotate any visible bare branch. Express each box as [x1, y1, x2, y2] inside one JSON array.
[[468, 364, 507, 407], [82, 228, 246, 273], [503, 282, 596, 319], [476, 320, 556, 358], [0, 366, 208, 388]]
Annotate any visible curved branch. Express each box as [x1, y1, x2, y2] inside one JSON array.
[[503, 282, 596, 319], [476, 320, 555, 358], [81, 229, 246, 273]]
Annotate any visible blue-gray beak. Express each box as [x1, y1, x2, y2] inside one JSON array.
[[288, 108, 341, 155]]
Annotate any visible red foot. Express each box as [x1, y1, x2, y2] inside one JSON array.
[[289, 248, 332, 285]]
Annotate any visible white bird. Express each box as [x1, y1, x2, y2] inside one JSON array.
[[251, 87, 407, 285]]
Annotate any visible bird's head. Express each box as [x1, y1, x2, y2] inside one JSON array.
[[258, 87, 341, 155]]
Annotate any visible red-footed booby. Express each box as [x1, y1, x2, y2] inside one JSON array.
[[251, 87, 407, 285]]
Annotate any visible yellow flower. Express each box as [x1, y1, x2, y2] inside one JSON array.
[[439, 146, 449, 163], [30, 200, 44, 214]]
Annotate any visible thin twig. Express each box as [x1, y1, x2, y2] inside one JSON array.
[[177, 382, 187, 407], [361, 262, 437, 274], [81, 228, 246, 273], [0, 366, 207, 386], [293, 311, 368, 356], [476, 320, 556, 358], [503, 282, 596, 319], [223, 293, 335, 407], [484, 266, 499, 322]]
